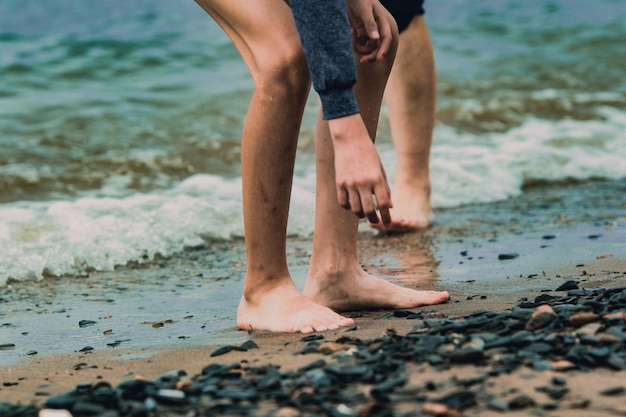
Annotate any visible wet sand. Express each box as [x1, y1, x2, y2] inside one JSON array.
[[1, 179, 625, 415]]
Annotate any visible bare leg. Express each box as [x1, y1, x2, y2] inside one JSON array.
[[304, 35, 449, 311], [195, 0, 354, 333], [371, 15, 436, 233]]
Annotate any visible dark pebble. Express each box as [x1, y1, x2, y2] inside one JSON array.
[[6, 286, 624, 417], [78, 320, 97, 328], [392, 309, 415, 318], [542, 234, 556, 240], [498, 253, 519, 260], [534, 294, 560, 303], [542, 402, 560, 410], [435, 390, 477, 411], [508, 394, 535, 410], [300, 333, 324, 342], [487, 398, 509, 411], [210, 344, 247, 357], [555, 280, 579, 291], [536, 386, 569, 400], [599, 386, 626, 396], [239, 340, 259, 350]]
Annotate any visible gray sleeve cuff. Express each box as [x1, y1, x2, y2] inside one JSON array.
[[319, 88, 360, 120]]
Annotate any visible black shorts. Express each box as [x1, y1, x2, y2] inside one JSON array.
[[380, 0, 425, 33]]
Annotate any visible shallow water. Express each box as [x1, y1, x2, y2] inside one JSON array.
[[1, 180, 623, 359], [0, 0, 625, 283]]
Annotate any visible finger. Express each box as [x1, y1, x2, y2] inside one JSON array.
[[378, 206, 391, 226], [352, 28, 378, 61], [374, 8, 395, 61], [359, 49, 379, 64], [348, 189, 365, 219], [373, 183, 392, 226], [359, 186, 379, 224], [360, 9, 380, 43], [352, 22, 370, 45], [373, 27, 391, 61], [337, 186, 350, 210]]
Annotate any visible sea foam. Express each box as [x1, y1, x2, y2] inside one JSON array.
[[1, 108, 625, 285]]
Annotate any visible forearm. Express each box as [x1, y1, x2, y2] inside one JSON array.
[[290, 0, 360, 120]]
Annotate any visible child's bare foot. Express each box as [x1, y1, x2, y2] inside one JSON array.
[[304, 264, 449, 313], [369, 181, 433, 233], [237, 283, 355, 333]]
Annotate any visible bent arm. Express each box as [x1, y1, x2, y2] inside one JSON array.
[[290, 0, 359, 120]]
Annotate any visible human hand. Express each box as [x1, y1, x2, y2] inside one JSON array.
[[346, 0, 397, 63], [328, 114, 392, 225]]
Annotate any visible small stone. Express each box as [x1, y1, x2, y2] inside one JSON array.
[[525, 305, 557, 331], [72, 402, 105, 415], [599, 386, 626, 396], [498, 253, 519, 260], [156, 388, 186, 403], [555, 280, 579, 291], [436, 390, 477, 411], [576, 322, 603, 336], [598, 334, 621, 344], [423, 312, 448, 319], [39, 410, 73, 417], [508, 394, 535, 410], [551, 360, 576, 371], [487, 398, 508, 411], [300, 333, 324, 342], [78, 320, 96, 328], [392, 309, 414, 318], [603, 312, 626, 320], [274, 407, 301, 417], [606, 353, 626, 370], [210, 345, 246, 357], [568, 313, 599, 326], [422, 402, 459, 417], [318, 342, 346, 355], [536, 386, 569, 400], [239, 340, 259, 350]]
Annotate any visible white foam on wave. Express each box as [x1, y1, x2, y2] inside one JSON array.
[[1, 107, 624, 285], [381, 106, 626, 208], [0, 174, 319, 285]]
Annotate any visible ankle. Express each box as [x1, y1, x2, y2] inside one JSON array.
[[242, 275, 295, 305], [394, 177, 431, 195]]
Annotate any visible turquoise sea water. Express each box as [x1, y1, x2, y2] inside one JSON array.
[[1, 0, 625, 284]]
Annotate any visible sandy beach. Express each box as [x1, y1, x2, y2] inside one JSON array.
[[1, 179, 625, 416]]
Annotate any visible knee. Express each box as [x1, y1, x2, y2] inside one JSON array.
[[252, 45, 311, 100]]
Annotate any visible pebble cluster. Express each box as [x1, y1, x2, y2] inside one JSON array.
[[2, 286, 625, 417]]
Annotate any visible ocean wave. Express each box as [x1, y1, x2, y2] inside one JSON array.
[[1, 107, 625, 285]]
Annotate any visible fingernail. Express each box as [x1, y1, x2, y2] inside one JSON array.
[[370, 30, 380, 39]]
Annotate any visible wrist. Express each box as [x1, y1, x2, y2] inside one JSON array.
[[328, 113, 376, 148]]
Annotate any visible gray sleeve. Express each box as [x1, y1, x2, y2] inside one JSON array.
[[290, 0, 360, 120]]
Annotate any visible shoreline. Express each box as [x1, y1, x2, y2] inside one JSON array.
[[1, 179, 625, 414]]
